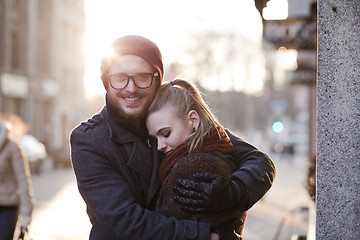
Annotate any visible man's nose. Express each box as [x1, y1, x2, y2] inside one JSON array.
[[124, 78, 138, 92]]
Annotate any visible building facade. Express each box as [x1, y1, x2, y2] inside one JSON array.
[[262, 0, 317, 159], [0, 0, 85, 161]]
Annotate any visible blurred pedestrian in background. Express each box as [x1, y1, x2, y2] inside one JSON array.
[[0, 120, 34, 240], [306, 153, 316, 202]]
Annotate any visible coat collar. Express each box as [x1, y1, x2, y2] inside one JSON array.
[[100, 106, 145, 143], [100, 106, 161, 206]]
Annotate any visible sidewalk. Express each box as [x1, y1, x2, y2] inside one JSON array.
[[243, 154, 312, 240], [18, 168, 91, 240]]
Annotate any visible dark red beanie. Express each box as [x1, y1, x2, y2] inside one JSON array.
[[101, 35, 164, 88]]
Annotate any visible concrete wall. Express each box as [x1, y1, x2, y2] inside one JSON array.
[[317, 1, 360, 239]]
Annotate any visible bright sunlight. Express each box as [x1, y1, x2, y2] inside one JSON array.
[[83, 0, 288, 98]]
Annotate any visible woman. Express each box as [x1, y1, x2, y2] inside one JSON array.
[[146, 79, 247, 235], [0, 121, 33, 240]]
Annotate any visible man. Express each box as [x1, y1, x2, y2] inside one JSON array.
[[70, 35, 275, 239]]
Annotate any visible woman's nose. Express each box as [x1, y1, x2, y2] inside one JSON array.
[[157, 140, 167, 152]]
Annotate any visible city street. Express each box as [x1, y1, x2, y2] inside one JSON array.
[[243, 154, 312, 240], [24, 154, 312, 240], [26, 167, 91, 240]]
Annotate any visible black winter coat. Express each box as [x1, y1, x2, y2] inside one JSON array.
[[70, 106, 275, 240]]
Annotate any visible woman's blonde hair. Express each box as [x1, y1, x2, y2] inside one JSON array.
[[147, 79, 224, 153]]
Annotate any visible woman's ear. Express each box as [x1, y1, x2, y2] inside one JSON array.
[[187, 110, 200, 130]]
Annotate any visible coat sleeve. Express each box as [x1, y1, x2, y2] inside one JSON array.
[[11, 141, 34, 227], [226, 129, 276, 211], [70, 127, 210, 240]]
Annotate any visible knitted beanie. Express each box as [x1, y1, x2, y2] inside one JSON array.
[[101, 35, 164, 88]]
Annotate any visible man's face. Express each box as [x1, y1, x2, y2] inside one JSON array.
[[106, 55, 159, 125]]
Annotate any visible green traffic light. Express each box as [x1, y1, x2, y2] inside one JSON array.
[[272, 121, 284, 133]]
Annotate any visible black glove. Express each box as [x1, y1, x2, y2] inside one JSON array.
[[216, 219, 244, 240], [173, 172, 247, 213]]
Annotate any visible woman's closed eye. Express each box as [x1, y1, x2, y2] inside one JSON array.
[[162, 130, 171, 138]]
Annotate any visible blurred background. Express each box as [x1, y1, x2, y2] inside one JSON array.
[[0, 0, 317, 239]]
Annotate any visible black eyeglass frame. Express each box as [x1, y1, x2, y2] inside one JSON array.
[[107, 72, 159, 90]]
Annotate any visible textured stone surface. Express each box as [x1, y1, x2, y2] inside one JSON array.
[[317, 1, 360, 239]]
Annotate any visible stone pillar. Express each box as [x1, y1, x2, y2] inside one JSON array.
[[317, 1, 360, 239]]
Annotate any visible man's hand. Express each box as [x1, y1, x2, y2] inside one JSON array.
[[18, 227, 27, 240], [173, 172, 247, 213], [215, 219, 243, 240]]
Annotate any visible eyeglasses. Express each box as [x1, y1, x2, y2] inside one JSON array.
[[107, 72, 158, 89]]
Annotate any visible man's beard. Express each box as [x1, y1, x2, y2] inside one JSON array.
[[105, 93, 148, 126]]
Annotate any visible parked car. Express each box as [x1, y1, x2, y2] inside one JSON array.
[[51, 146, 72, 168], [20, 134, 47, 174]]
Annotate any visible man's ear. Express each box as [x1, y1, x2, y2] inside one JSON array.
[[187, 110, 200, 130]]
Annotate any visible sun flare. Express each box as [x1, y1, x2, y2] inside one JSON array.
[[83, 0, 271, 97]]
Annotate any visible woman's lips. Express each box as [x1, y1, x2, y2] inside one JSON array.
[[165, 150, 173, 156]]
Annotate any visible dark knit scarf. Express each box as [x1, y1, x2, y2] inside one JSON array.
[[159, 127, 234, 184]]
